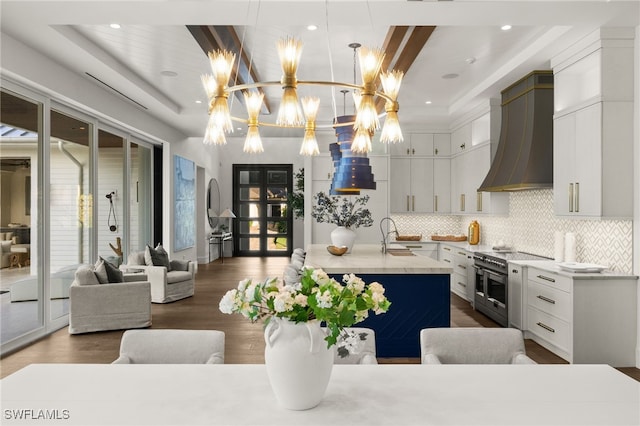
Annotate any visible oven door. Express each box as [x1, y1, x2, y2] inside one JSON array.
[[473, 265, 486, 308], [485, 269, 508, 325]]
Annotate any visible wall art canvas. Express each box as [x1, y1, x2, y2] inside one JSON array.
[[174, 155, 195, 251]]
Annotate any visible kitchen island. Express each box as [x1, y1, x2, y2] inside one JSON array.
[[304, 244, 453, 357]]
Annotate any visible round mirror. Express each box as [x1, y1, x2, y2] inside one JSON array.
[[207, 178, 220, 229]]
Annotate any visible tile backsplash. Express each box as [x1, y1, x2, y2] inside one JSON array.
[[392, 189, 633, 273]]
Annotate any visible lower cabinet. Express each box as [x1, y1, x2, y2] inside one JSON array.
[[440, 244, 472, 302], [523, 266, 637, 367]]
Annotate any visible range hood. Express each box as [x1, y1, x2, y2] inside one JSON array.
[[478, 71, 554, 192]]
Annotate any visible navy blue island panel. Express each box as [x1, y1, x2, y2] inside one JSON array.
[[330, 273, 451, 358]]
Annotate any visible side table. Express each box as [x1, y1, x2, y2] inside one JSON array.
[[209, 233, 232, 263]]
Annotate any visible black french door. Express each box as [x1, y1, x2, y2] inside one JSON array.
[[232, 164, 292, 257]]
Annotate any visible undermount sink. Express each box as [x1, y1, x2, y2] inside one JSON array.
[[387, 249, 415, 256]]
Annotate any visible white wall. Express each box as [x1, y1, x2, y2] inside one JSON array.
[[169, 137, 221, 263]]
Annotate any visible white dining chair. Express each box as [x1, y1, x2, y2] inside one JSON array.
[[112, 329, 225, 364], [420, 327, 536, 364]]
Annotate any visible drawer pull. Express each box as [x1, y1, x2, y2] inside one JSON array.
[[536, 295, 556, 305], [457, 251, 466, 256], [444, 247, 451, 252], [405, 245, 421, 249], [458, 282, 466, 287], [444, 259, 451, 263], [511, 269, 519, 274], [536, 322, 555, 333], [537, 274, 556, 283], [457, 265, 467, 270]]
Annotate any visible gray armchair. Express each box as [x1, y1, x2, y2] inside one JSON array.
[[69, 268, 152, 335], [112, 329, 225, 364], [420, 328, 537, 364], [120, 249, 195, 303]]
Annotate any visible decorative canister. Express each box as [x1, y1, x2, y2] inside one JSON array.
[[468, 220, 480, 245]]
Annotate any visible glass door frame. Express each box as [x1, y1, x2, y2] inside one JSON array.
[[232, 164, 293, 257]]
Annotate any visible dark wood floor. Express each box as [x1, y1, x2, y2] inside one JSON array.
[[2, 256, 638, 382]]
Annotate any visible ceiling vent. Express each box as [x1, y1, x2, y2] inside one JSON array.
[[478, 71, 554, 192]]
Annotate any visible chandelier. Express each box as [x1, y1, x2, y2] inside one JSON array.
[[201, 36, 404, 155]]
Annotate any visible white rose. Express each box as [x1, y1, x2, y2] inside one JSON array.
[[219, 289, 239, 314], [237, 278, 251, 292]]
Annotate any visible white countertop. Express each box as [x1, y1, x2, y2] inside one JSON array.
[[304, 244, 452, 274], [2, 363, 638, 425], [509, 259, 639, 280]]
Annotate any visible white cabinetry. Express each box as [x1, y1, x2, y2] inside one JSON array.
[[451, 143, 507, 215], [551, 28, 634, 219], [389, 133, 451, 214], [390, 133, 434, 157], [439, 244, 472, 302], [390, 158, 434, 213], [553, 101, 633, 218], [524, 265, 637, 366]]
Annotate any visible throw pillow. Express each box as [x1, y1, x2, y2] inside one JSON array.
[[74, 266, 100, 286], [100, 256, 124, 283], [127, 251, 145, 266], [145, 244, 171, 271], [93, 260, 109, 284]]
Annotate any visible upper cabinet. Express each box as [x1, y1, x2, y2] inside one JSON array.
[[551, 28, 634, 219], [390, 133, 450, 157]]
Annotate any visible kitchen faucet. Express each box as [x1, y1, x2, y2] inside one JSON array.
[[379, 217, 400, 253]]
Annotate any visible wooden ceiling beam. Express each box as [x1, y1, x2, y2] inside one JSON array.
[[376, 25, 436, 113], [187, 25, 271, 115]]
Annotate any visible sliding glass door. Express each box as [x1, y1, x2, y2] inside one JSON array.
[[233, 165, 292, 256]]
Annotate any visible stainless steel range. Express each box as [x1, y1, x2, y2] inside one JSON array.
[[472, 251, 549, 327]]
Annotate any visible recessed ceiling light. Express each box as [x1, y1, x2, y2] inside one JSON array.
[[110, 23, 121, 29], [307, 24, 318, 31], [501, 24, 512, 31], [195, 100, 202, 104], [425, 101, 432, 105], [442, 73, 459, 80], [160, 70, 178, 77]]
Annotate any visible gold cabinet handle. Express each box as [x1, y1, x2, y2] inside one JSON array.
[[412, 195, 415, 211], [327, 172, 331, 179], [434, 195, 438, 212], [536, 322, 555, 333], [575, 182, 579, 212], [458, 281, 467, 287], [444, 247, 451, 252], [536, 295, 556, 304], [477, 192, 482, 212], [435, 148, 439, 155], [460, 194, 465, 211], [406, 148, 410, 155], [537, 274, 556, 283], [412, 148, 415, 155], [406, 195, 410, 211], [568, 183, 574, 212], [443, 259, 451, 263]]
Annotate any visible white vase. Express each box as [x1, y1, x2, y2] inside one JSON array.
[[330, 226, 356, 253], [264, 318, 334, 410]]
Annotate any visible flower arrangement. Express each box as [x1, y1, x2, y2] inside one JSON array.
[[219, 266, 390, 356], [311, 192, 374, 229]]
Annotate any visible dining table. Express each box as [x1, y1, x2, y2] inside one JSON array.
[[1, 363, 638, 425]]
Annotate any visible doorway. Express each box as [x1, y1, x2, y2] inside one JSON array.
[[233, 165, 292, 257]]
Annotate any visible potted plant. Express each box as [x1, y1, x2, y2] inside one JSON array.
[[219, 266, 390, 409], [311, 191, 373, 252]]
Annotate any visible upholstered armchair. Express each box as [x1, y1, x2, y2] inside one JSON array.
[[420, 327, 537, 364], [120, 246, 195, 303], [69, 262, 152, 334], [112, 329, 225, 364]]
